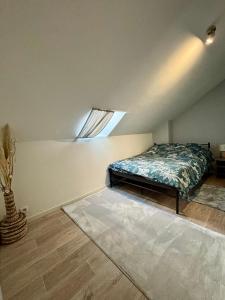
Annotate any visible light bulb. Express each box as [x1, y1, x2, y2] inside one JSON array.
[[205, 36, 214, 45]]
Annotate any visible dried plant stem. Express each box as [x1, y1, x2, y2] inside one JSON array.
[[0, 177, 4, 191], [0, 126, 15, 193]]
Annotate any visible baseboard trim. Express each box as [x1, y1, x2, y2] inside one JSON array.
[[27, 186, 105, 222]]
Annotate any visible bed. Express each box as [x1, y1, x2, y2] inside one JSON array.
[[108, 143, 213, 214]]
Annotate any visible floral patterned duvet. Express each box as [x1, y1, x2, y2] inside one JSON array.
[[109, 143, 213, 199]]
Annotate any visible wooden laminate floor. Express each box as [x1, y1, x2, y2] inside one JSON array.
[[0, 210, 146, 300], [0, 176, 225, 300]]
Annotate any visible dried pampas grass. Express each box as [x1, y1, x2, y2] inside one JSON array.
[[0, 124, 15, 194]]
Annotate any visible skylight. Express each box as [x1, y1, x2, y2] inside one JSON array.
[[76, 109, 125, 139]]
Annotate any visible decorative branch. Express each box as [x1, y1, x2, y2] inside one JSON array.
[[2, 124, 11, 159], [0, 176, 4, 191], [0, 125, 15, 194]]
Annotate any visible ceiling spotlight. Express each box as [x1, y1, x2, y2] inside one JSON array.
[[205, 25, 216, 45]]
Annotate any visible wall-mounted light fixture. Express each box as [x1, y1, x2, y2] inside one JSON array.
[[205, 25, 216, 45]]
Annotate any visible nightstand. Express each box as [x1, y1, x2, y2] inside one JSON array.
[[216, 158, 225, 178]]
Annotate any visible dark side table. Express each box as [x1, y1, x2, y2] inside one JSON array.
[[216, 158, 225, 178]]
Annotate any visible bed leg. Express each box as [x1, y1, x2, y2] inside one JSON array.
[[109, 175, 113, 188], [176, 191, 179, 214]]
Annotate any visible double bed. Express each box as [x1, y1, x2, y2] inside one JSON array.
[[108, 143, 213, 214]]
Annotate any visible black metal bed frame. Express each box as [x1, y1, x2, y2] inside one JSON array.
[[109, 142, 211, 215]]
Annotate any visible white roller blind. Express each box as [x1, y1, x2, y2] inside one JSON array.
[[77, 108, 114, 138]]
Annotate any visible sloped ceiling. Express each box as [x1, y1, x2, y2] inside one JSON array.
[[0, 0, 225, 141]]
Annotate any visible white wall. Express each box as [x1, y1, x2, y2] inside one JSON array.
[[152, 121, 173, 144], [0, 134, 152, 219], [153, 122, 169, 144], [172, 80, 225, 154]]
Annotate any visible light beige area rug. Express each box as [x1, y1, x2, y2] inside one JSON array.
[[192, 184, 225, 212], [63, 188, 225, 300]]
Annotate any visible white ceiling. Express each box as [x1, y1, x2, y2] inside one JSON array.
[[0, 0, 225, 141]]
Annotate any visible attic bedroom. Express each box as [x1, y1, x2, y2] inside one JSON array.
[[0, 1, 225, 299]]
